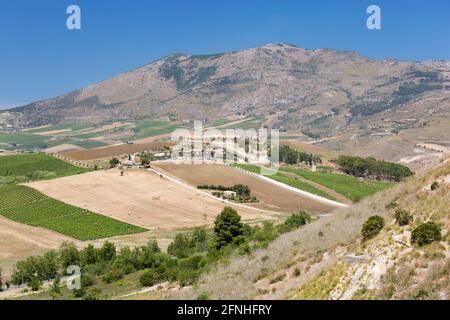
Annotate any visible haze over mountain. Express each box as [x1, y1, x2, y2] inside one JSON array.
[[1, 43, 449, 163]]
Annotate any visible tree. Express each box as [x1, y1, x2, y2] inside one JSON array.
[[411, 222, 441, 246], [98, 242, 116, 262], [141, 156, 150, 166], [80, 244, 98, 267], [212, 207, 245, 250], [59, 242, 80, 269], [361, 215, 385, 240], [109, 157, 120, 168], [232, 184, 250, 197]]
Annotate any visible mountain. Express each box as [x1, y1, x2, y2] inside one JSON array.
[[1, 43, 449, 164]]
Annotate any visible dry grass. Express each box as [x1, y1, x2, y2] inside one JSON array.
[[155, 156, 450, 300]]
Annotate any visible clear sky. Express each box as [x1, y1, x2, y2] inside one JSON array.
[[0, 0, 449, 109]]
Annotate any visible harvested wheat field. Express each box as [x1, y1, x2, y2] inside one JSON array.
[[0, 216, 81, 277], [60, 141, 176, 161], [27, 169, 274, 231], [153, 163, 335, 214]]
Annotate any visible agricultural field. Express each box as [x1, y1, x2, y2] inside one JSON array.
[[61, 141, 175, 160], [0, 133, 48, 149], [25, 123, 93, 134], [280, 166, 394, 202], [0, 153, 91, 184], [0, 185, 146, 240], [233, 163, 337, 201], [27, 169, 279, 231], [153, 163, 336, 214], [131, 119, 184, 141], [223, 116, 267, 130]]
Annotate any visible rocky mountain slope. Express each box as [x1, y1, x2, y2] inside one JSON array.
[[2, 43, 449, 133], [1, 43, 448, 166]]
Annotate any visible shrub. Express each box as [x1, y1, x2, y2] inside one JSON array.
[[80, 274, 95, 288], [278, 211, 311, 233], [101, 268, 123, 284], [253, 222, 278, 248], [395, 209, 413, 226], [168, 234, 192, 258], [430, 182, 439, 191], [411, 222, 441, 246], [139, 269, 158, 287], [72, 287, 86, 298], [28, 277, 42, 291], [197, 293, 209, 300], [361, 215, 385, 240]]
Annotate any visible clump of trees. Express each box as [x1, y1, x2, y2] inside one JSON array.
[[279, 145, 322, 166], [335, 155, 413, 181], [411, 222, 441, 246], [199, 184, 257, 203], [9, 207, 314, 298], [361, 215, 385, 240]]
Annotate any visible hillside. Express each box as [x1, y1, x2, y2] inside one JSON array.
[[1, 43, 448, 166], [151, 157, 449, 300]]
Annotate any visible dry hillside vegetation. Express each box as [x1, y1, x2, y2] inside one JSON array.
[[160, 157, 450, 300]]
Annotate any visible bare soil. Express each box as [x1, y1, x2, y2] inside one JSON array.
[[153, 163, 335, 214]]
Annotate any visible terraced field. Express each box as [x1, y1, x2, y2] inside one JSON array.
[[0, 185, 146, 240], [280, 167, 394, 202]]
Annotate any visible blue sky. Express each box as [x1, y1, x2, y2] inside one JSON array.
[[0, 0, 449, 109]]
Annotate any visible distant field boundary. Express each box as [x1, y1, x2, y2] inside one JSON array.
[[60, 141, 176, 161]]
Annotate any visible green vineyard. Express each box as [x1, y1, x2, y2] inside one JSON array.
[[0, 185, 147, 240]]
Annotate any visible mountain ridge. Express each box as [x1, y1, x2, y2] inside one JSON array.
[[1, 43, 449, 166]]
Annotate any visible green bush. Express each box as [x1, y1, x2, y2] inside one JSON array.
[[361, 215, 385, 240], [253, 222, 278, 248], [395, 209, 413, 226], [139, 269, 158, 287], [278, 211, 311, 233], [411, 222, 441, 246], [28, 277, 42, 291], [197, 293, 209, 300]]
